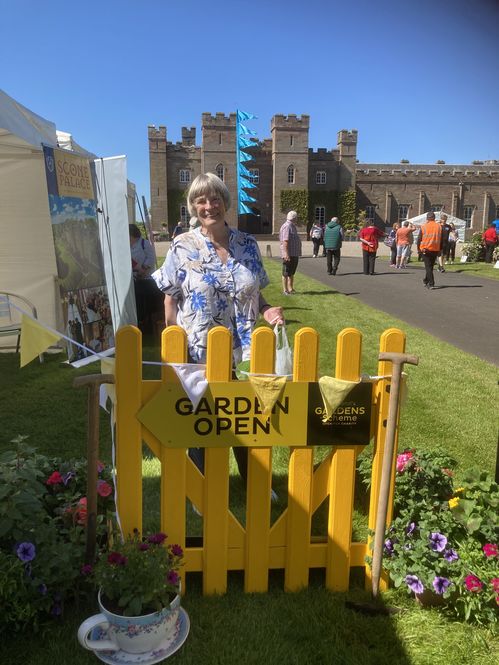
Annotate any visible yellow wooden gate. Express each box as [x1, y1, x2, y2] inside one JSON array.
[[114, 324, 405, 595]]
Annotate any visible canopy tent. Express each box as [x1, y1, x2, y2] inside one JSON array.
[[0, 89, 136, 351], [402, 211, 467, 241]]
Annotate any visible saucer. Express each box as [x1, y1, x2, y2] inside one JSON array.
[[89, 607, 190, 664]]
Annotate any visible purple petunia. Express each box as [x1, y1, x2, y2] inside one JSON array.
[[444, 548, 459, 562], [405, 575, 424, 594], [16, 542, 36, 562], [171, 544, 183, 557], [429, 532, 447, 553], [406, 522, 416, 536], [62, 471, 75, 486], [432, 576, 451, 594]]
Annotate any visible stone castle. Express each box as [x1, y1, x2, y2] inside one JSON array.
[[148, 113, 499, 237]]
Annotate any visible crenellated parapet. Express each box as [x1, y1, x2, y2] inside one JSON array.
[[148, 125, 166, 139], [201, 112, 237, 127], [271, 114, 310, 130]]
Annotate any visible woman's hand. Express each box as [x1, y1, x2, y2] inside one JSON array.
[[262, 305, 285, 326]]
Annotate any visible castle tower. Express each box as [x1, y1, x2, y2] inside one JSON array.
[[337, 129, 358, 191], [201, 113, 237, 227], [271, 114, 310, 232], [148, 125, 168, 231]]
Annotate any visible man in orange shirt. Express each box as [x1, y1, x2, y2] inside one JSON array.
[[419, 212, 442, 289]]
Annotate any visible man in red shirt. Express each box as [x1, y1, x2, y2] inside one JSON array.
[[358, 221, 385, 275], [482, 222, 498, 263]]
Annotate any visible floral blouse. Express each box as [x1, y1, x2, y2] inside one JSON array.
[[152, 226, 269, 364]]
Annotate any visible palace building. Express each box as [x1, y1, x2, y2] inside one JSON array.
[[148, 113, 499, 237]]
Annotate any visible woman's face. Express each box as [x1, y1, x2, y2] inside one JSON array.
[[193, 192, 226, 231]]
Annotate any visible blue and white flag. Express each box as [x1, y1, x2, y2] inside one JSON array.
[[239, 150, 254, 163], [240, 190, 257, 203], [239, 176, 257, 189], [239, 123, 257, 136], [238, 201, 253, 214]]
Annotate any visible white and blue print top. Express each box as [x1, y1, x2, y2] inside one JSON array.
[[152, 226, 269, 364]]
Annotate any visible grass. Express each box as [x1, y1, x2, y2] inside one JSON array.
[[1, 260, 498, 663]]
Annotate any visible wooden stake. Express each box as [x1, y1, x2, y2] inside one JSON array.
[[73, 373, 115, 564]]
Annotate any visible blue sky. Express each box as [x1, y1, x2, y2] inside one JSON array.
[[2, 0, 498, 212]]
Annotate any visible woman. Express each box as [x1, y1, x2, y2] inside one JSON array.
[[387, 222, 399, 267], [153, 173, 284, 480], [446, 223, 458, 264], [309, 221, 323, 258], [129, 224, 163, 333], [358, 220, 385, 275]]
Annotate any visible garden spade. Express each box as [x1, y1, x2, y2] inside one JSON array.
[[74, 373, 115, 564], [371, 351, 419, 598]]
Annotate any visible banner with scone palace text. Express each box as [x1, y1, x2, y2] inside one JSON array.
[[43, 146, 115, 362]]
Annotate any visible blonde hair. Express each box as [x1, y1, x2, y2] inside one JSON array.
[[187, 173, 230, 216]]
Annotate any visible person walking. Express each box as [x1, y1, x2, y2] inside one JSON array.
[[395, 221, 414, 269], [437, 213, 452, 272], [323, 216, 343, 275], [357, 220, 385, 275], [310, 221, 323, 258], [482, 222, 498, 263], [387, 222, 399, 267], [419, 211, 442, 289], [446, 223, 458, 264], [279, 210, 302, 294]]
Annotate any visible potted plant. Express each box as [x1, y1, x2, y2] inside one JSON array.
[[78, 531, 184, 655], [364, 448, 499, 623]]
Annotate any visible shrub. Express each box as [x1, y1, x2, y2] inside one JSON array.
[[0, 436, 116, 633]]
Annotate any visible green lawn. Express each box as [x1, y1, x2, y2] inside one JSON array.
[[0, 260, 498, 664]]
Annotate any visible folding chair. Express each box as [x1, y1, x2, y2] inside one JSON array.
[[0, 291, 44, 362]]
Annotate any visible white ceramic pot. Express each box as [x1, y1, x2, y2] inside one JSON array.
[[77, 588, 181, 655]]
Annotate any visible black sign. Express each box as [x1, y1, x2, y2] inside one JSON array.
[[306, 382, 373, 446]]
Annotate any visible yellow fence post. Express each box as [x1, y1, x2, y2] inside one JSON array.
[[115, 326, 143, 537], [365, 328, 406, 591], [244, 327, 275, 592], [326, 328, 362, 591], [160, 326, 188, 592], [203, 327, 232, 594], [285, 327, 318, 591]]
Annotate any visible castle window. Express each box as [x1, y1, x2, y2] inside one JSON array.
[[180, 205, 189, 223], [216, 163, 225, 182], [315, 206, 325, 225], [249, 168, 260, 185], [290, 135, 294, 147], [316, 171, 326, 185], [463, 205, 474, 228], [366, 205, 376, 221], [398, 205, 410, 222], [287, 165, 295, 184], [179, 169, 191, 184], [219, 133, 222, 145], [430, 204, 443, 212]]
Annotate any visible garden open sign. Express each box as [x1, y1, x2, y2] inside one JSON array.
[[137, 381, 373, 448]]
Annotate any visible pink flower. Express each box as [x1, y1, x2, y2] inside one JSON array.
[[81, 564, 93, 576], [97, 460, 105, 473], [138, 543, 150, 551], [76, 497, 87, 525], [483, 544, 498, 558], [396, 451, 413, 473], [46, 471, 63, 485], [170, 544, 183, 557], [167, 570, 179, 586], [147, 532, 167, 545], [464, 574, 483, 593], [490, 578, 499, 592], [97, 480, 113, 497]]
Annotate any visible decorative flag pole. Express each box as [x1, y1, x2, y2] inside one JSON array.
[[236, 110, 258, 222]]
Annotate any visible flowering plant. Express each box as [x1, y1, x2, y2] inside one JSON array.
[[0, 436, 116, 633], [92, 531, 183, 617], [365, 447, 499, 623]]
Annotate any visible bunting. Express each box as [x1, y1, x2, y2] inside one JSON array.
[[236, 109, 258, 217], [20, 315, 62, 368]]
